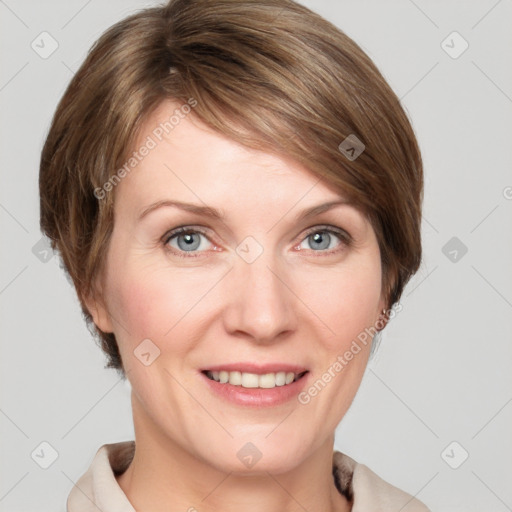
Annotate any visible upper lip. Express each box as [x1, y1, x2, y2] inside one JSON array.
[[201, 363, 308, 374]]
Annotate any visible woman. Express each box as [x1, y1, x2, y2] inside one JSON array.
[[39, 0, 429, 510]]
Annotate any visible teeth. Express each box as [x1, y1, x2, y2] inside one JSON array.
[[241, 372, 259, 388], [205, 370, 302, 388], [259, 373, 277, 388], [275, 372, 286, 386], [229, 371, 242, 386]]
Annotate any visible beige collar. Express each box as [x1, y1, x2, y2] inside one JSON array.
[[67, 441, 430, 512]]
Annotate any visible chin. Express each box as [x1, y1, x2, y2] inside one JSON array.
[[195, 432, 315, 476]]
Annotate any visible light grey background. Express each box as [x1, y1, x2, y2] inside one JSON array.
[[1, 1, 511, 511]]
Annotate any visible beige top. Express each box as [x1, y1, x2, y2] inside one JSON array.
[[67, 441, 430, 511]]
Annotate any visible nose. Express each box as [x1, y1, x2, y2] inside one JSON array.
[[221, 249, 297, 344]]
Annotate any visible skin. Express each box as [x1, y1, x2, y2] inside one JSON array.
[[86, 100, 387, 512]]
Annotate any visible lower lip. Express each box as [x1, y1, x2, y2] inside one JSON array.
[[200, 371, 309, 407]]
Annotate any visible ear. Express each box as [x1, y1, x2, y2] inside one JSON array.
[[83, 287, 114, 334]]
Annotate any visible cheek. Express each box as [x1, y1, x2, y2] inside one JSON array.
[[297, 258, 382, 352], [116, 280, 162, 337], [106, 263, 219, 358]]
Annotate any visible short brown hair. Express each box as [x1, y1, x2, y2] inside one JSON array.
[[39, 0, 423, 375]]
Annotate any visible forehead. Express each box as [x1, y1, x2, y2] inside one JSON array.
[[115, 100, 350, 212]]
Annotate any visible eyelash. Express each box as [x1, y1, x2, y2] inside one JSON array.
[[162, 225, 352, 259]]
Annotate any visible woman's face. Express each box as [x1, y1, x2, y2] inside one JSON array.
[[89, 100, 386, 474]]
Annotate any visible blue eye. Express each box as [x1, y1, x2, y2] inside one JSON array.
[[163, 225, 351, 258], [298, 227, 349, 253], [164, 228, 213, 256]]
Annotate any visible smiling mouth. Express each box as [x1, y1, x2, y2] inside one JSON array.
[[202, 370, 308, 389]]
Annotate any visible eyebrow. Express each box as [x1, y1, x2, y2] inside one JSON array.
[[138, 199, 354, 222]]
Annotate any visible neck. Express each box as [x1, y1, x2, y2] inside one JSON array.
[[116, 401, 351, 512]]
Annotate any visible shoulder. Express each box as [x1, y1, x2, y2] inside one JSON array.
[[332, 451, 431, 512], [67, 441, 135, 512]]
